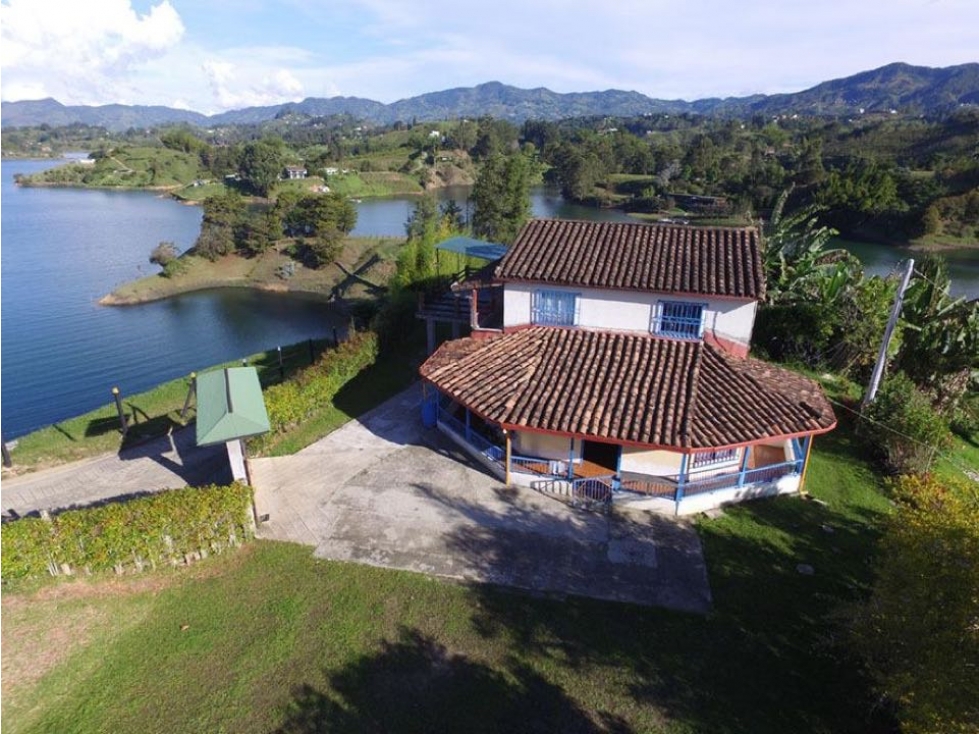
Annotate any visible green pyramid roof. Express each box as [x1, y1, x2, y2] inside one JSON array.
[[195, 367, 270, 446]]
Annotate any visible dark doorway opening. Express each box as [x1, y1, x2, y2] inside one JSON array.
[[582, 441, 619, 473]]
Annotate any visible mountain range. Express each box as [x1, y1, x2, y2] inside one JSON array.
[[2, 62, 977, 131]]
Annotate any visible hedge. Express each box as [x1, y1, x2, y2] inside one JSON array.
[[1, 482, 254, 580], [258, 329, 379, 442]]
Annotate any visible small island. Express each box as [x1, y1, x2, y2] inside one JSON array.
[[100, 186, 405, 306], [100, 237, 400, 306]]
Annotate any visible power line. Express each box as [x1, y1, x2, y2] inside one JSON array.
[[827, 396, 979, 482]]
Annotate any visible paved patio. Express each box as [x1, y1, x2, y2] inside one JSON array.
[[1, 427, 231, 519], [250, 385, 713, 613]]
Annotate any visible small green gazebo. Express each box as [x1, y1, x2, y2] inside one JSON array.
[[195, 367, 270, 482]]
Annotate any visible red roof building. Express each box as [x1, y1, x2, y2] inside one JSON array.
[[419, 220, 835, 515]]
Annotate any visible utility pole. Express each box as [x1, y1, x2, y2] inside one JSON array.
[[861, 258, 915, 410]]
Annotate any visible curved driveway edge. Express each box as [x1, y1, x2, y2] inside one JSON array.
[[250, 384, 712, 613]]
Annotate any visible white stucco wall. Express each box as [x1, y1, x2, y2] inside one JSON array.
[[503, 283, 757, 345], [226, 439, 248, 482], [512, 431, 579, 463], [620, 447, 683, 476]]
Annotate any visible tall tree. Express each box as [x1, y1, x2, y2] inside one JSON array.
[[194, 191, 245, 260], [240, 138, 286, 197], [471, 153, 531, 244], [895, 255, 979, 413]]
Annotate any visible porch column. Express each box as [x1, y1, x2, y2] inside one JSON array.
[[470, 287, 479, 329], [737, 446, 752, 488], [798, 436, 815, 493], [504, 429, 512, 486], [675, 454, 689, 504], [465, 408, 472, 443], [568, 438, 575, 480]]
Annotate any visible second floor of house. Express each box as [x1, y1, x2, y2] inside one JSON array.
[[500, 281, 758, 354]]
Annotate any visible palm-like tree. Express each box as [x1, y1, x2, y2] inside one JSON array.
[[762, 188, 861, 306]]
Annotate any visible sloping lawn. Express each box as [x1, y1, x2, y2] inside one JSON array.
[[2, 425, 895, 734]]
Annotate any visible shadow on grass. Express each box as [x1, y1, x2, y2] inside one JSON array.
[[397, 436, 893, 732], [84, 415, 124, 438], [454, 494, 893, 733], [273, 628, 633, 734], [52, 423, 78, 442]]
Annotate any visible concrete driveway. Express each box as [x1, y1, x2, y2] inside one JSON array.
[[249, 385, 712, 613]]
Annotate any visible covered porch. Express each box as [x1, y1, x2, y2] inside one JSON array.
[[424, 389, 811, 516], [415, 236, 507, 354]]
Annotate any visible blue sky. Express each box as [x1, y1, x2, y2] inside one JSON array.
[[2, 0, 977, 113]]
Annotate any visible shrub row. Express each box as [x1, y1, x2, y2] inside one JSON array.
[[1, 482, 254, 580], [259, 329, 379, 436]]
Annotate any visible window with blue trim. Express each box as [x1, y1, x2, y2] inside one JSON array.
[[653, 300, 705, 339], [532, 290, 578, 326], [692, 448, 738, 468]]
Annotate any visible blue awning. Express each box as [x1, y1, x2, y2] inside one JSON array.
[[435, 236, 507, 262]]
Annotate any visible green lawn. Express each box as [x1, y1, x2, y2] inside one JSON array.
[[1, 415, 897, 733]]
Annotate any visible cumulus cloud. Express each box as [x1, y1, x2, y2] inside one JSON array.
[[202, 58, 305, 109], [0, 0, 184, 104]]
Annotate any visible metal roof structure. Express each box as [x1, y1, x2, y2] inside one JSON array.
[[435, 235, 508, 262], [195, 367, 270, 446]]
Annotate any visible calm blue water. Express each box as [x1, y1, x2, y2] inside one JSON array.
[[1, 160, 344, 439]]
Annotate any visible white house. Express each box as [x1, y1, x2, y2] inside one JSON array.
[[419, 219, 836, 515]]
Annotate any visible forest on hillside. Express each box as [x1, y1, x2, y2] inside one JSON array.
[[5, 105, 978, 246]]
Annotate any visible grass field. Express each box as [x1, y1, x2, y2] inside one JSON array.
[[1, 410, 902, 733]]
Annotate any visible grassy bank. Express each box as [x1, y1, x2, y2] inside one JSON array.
[[101, 236, 401, 305], [1, 415, 897, 733], [2, 338, 338, 475]]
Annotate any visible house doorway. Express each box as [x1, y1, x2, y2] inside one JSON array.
[[582, 440, 619, 474]]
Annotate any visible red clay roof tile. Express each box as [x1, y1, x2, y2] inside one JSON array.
[[496, 219, 765, 299], [420, 327, 834, 449]]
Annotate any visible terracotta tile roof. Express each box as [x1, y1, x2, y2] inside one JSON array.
[[421, 327, 834, 450], [495, 219, 765, 299]]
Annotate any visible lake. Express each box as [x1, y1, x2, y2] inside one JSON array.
[[1, 160, 347, 439], [2, 160, 976, 439]]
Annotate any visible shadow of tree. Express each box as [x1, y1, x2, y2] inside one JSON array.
[[446, 492, 895, 733], [312, 392, 896, 731], [273, 628, 633, 734]]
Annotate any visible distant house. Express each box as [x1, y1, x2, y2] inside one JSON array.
[[419, 219, 836, 515], [283, 165, 307, 180]]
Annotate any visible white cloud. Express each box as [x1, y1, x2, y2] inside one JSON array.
[[0, 0, 184, 104], [202, 58, 305, 109], [2, 0, 976, 113]]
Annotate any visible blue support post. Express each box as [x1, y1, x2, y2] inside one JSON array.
[[614, 446, 623, 492], [465, 408, 471, 443], [797, 436, 810, 472], [737, 446, 752, 487], [676, 454, 688, 504]]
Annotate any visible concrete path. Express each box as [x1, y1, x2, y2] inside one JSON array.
[[250, 385, 712, 613], [1, 427, 231, 519]]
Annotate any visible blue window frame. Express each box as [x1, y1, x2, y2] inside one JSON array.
[[532, 290, 578, 326], [653, 300, 705, 339], [691, 448, 738, 468]]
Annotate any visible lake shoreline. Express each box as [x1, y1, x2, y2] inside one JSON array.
[[98, 280, 337, 307], [98, 238, 397, 307]]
